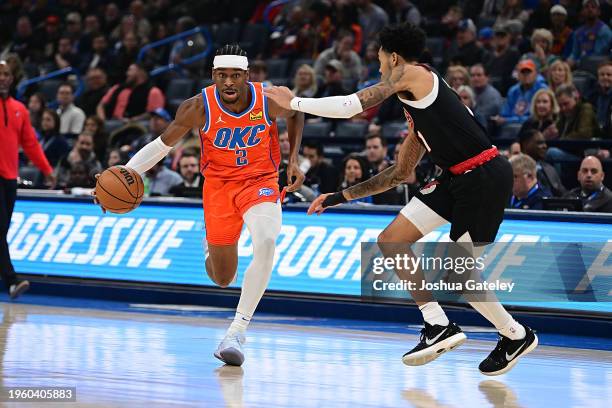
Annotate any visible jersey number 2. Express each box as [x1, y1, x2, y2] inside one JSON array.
[[235, 149, 248, 166]]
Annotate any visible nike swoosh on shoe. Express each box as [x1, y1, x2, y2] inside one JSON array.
[[425, 328, 448, 346]]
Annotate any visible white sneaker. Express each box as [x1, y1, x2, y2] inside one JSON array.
[[214, 332, 246, 366], [9, 280, 30, 300]]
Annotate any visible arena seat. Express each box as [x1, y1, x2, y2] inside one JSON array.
[[165, 78, 196, 114], [579, 55, 608, 77], [381, 121, 407, 139], [335, 121, 368, 138], [38, 79, 62, 102], [303, 121, 332, 138], [266, 59, 290, 78]]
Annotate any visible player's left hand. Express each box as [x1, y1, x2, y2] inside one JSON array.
[[263, 86, 295, 111], [286, 160, 305, 192]]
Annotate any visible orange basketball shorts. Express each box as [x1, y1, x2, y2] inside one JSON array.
[[203, 175, 280, 245]]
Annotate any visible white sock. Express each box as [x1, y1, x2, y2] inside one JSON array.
[[228, 312, 251, 335], [419, 302, 449, 326], [469, 301, 526, 340], [230, 202, 281, 335]]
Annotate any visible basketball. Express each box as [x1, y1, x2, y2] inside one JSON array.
[[95, 166, 144, 214]]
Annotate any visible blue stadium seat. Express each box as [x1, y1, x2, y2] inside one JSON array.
[[269, 78, 289, 87], [38, 79, 62, 102], [381, 121, 407, 139], [498, 123, 522, 140], [579, 55, 608, 77], [166, 78, 195, 100], [303, 121, 332, 138], [335, 121, 368, 138], [239, 24, 269, 57], [266, 59, 289, 78]]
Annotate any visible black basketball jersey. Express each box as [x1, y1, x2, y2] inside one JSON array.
[[399, 65, 492, 169]]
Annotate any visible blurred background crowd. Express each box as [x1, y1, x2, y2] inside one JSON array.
[[2, 0, 611, 212]]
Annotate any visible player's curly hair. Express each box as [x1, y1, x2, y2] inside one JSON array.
[[216, 44, 247, 57], [378, 23, 426, 62]]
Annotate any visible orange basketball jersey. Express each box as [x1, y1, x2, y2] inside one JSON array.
[[199, 82, 280, 180]]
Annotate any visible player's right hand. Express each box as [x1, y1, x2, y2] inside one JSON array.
[[307, 193, 331, 215], [91, 173, 106, 214], [263, 86, 295, 111]]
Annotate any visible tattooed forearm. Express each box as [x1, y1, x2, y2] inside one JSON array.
[[343, 133, 426, 201], [356, 82, 396, 110]]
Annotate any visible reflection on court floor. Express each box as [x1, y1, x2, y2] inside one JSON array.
[[0, 302, 609, 407]]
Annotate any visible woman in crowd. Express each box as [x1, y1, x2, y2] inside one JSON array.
[[338, 154, 372, 204], [39, 108, 70, 167], [519, 88, 560, 139], [547, 59, 573, 93], [457, 85, 487, 128], [521, 29, 557, 74], [83, 115, 109, 164], [445, 65, 470, 90], [27, 92, 46, 133], [292, 64, 318, 97]]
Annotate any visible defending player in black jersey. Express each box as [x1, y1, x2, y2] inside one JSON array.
[[265, 22, 538, 376]]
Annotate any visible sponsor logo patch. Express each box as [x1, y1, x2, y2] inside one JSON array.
[[258, 187, 274, 197], [249, 111, 263, 121]]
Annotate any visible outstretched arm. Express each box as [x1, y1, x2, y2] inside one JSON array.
[[307, 129, 425, 215], [124, 96, 204, 175]]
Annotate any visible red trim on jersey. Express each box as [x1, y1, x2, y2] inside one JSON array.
[[449, 146, 499, 175]]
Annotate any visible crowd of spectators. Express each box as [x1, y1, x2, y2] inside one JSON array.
[[2, 0, 611, 212]]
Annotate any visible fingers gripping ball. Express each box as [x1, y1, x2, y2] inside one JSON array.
[[95, 166, 144, 214]]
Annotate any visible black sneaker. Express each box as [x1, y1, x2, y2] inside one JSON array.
[[479, 325, 538, 376], [402, 322, 467, 366], [9, 280, 30, 300]]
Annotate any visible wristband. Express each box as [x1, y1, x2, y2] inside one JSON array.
[[322, 192, 348, 208]]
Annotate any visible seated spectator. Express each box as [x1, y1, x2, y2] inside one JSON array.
[[52, 36, 78, 71], [169, 149, 204, 198], [485, 23, 521, 95], [445, 65, 470, 90], [97, 63, 165, 122], [519, 88, 560, 139], [303, 141, 338, 194], [4, 53, 27, 97], [555, 84, 599, 140], [77, 67, 109, 117], [365, 134, 391, 175], [446, 19, 489, 67], [80, 33, 114, 73], [495, 0, 530, 27], [292, 64, 318, 97], [83, 115, 109, 163], [64, 12, 84, 54], [111, 30, 140, 83], [519, 129, 566, 196], [133, 108, 172, 152], [564, 156, 612, 212], [478, 27, 495, 53], [313, 30, 362, 84], [470, 64, 503, 124], [64, 162, 95, 192], [168, 16, 205, 77], [250, 60, 272, 87], [550, 4, 573, 58], [314, 60, 348, 100], [457, 85, 487, 128], [567, 0, 612, 67], [495, 59, 548, 125], [356, 0, 389, 45], [386, 0, 421, 27], [277, 126, 315, 203], [55, 133, 102, 189], [144, 160, 183, 196], [547, 59, 573, 93], [520, 29, 557, 74], [39, 108, 70, 167], [508, 154, 551, 210], [56, 82, 86, 136], [106, 148, 129, 167], [27, 92, 46, 133], [361, 41, 381, 85], [339, 153, 372, 204], [586, 60, 612, 137]]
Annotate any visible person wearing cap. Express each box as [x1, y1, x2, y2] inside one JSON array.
[[131, 107, 172, 152], [568, 0, 612, 67], [314, 59, 348, 102], [97, 63, 165, 122], [446, 18, 490, 67], [478, 27, 495, 52], [485, 22, 521, 95], [314, 30, 363, 84], [550, 4, 574, 57], [495, 59, 548, 126]]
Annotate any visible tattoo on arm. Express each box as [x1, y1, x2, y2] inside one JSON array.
[[356, 82, 396, 110], [344, 133, 426, 200]]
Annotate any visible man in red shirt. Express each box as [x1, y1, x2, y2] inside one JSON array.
[[0, 61, 56, 299]]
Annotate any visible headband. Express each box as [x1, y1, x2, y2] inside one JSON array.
[[213, 55, 248, 70]]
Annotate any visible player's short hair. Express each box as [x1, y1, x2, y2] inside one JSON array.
[[509, 154, 537, 176], [303, 140, 323, 156], [366, 133, 388, 147], [216, 44, 248, 58], [378, 22, 426, 62]]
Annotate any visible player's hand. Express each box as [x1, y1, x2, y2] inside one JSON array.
[[286, 160, 305, 192], [307, 193, 331, 215], [91, 174, 106, 214], [263, 86, 295, 111], [44, 173, 57, 189]]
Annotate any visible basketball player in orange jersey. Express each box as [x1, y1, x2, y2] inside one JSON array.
[[93, 45, 305, 366]]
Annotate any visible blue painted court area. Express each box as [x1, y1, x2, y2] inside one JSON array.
[[0, 295, 610, 407]]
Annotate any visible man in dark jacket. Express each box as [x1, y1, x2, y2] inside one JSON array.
[[519, 129, 566, 197], [564, 156, 612, 213], [508, 154, 551, 210]]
